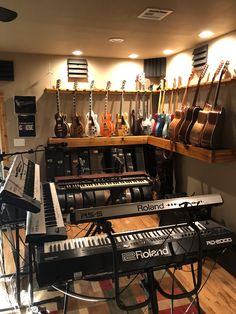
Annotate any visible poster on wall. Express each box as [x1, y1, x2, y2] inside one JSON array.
[[18, 115, 36, 137], [14, 96, 36, 114]]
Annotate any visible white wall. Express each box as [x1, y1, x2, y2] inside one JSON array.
[[166, 30, 236, 232]]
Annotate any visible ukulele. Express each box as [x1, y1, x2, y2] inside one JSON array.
[[70, 81, 84, 137], [142, 84, 154, 135], [54, 79, 70, 138], [85, 80, 100, 137], [178, 64, 209, 144], [115, 80, 129, 136], [201, 61, 229, 149], [155, 79, 166, 137], [100, 81, 114, 137], [162, 78, 176, 138], [189, 61, 224, 146]]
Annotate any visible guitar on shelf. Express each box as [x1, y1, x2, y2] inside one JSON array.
[[162, 78, 176, 138], [115, 80, 129, 136], [178, 64, 209, 144], [201, 61, 229, 149], [131, 74, 145, 135], [54, 79, 70, 138], [70, 81, 84, 137], [85, 80, 100, 137], [189, 61, 224, 146], [100, 81, 114, 137], [142, 83, 154, 135], [168, 69, 195, 142], [155, 79, 166, 137]]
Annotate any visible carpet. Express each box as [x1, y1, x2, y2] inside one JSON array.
[[32, 269, 201, 314]]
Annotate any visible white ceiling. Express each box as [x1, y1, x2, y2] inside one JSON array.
[[1, 0, 236, 59]]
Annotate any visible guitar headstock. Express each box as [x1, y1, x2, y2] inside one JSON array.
[[148, 83, 154, 91], [56, 79, 61, 89], [173, 78, 176, 89], [73, 81, 78, 91], [187, 68, 195, 86], [106, 81, 111, 90], [121, 80, 126, 91], [199, 63, 209, 80], [220, 60, 230, 79], [215, 60, 224, 77], [177, 76, 182, 87], [90, 80, 95, 90]]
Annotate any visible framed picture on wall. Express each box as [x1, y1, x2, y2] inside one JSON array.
[[18, 115, 36, 137], [14, 96, 36, 114]]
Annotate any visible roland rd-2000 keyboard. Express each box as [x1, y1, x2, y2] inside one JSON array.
[[35, 220, 236, 287]]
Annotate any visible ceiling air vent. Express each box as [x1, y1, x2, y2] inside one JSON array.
[[137, 8, 173, 21]]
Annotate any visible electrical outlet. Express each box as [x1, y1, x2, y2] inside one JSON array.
[[14, 138, 25, 147]]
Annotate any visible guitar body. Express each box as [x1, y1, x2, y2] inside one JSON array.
[[155, 113, 165, 137], [152, 113, 158, 135], [162, 114, 171, 138], [70, 114, 84, 137], [201, 108, 225, 149], [85, 111, 100, 137], [54, 112, 69, 138], [100, 112, 114, 137], [142, 115, 154, 135], [131, 110, 143, 135], [115, 114, 129, 136], [189, 108, 210, 146], [178, 106, 200, 143], [168, 109, 185, 142]]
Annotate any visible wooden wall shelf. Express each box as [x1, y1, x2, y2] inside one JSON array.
[[48, 136, 236, 163]]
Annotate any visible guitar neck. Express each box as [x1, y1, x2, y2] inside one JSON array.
[[89, 91, 93, 118], [169, 89, 174, 114], [161, 90, 166, 113], [120, 91, 124, 116], [73, 91, 76, 114], [104, 90, 108, 114], [56, 89, 60, 113], [191, 78, 202, 107]]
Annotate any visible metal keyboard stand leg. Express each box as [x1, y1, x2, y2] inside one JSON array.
[[140, 268, 159, 314], [190, 263, 201, 313]]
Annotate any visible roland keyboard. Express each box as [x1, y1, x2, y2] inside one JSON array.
[[69, 193, 223, 223], [35, 219, 236, 287], [0, 155, 41, 212], [26, 182, 67, 244], [55, 171, 154, 192]]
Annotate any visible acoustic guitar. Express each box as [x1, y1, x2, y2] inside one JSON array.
[[54, 79, 70, 138], [189, 61, 224, 146], [70, 81, 84, 137], [115, 80, 129, 136], [85, 80, 100, 137], [178, 64, 209, 144], [100, 81, 114, 137], [201, 61, 229, 149], [168, 70, 195, 142]]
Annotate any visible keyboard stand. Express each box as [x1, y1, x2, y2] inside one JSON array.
[[85, 219, 115, 237]]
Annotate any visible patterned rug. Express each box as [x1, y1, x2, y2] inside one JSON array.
[[32, 270, 201, 314]]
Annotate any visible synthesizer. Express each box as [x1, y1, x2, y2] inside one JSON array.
[[0, 155, 41, 213], [55, 171, 154, 192], [69, 193, 223, 223], [26, 182, 67, 244], [35, 219, 235, 287]]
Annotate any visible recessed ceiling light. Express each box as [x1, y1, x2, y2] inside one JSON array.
[[72, 50, 83, 56], [129, 53, 139, 59], [108, 37, 124, 43], [163, 49, 174, 55], [198, 30, 214, 38]]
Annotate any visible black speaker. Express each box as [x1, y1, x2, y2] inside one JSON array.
[[0, 60, 14, 81], [144, 57, 166, 78]]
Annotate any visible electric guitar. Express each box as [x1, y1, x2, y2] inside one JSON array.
[[178, 64, 209, 144], [155, 79, 166, 137], [168, 69, 195, 142], [189, 61, 224, 146], [201, 61, 229, 149], [85, 80, 100, 137], [115, 80, 129, 136], [54, 79, 70, 138], [100, 81, 114, 137], [162, 78, 176, 138], [142, 84, 154, 135], [131, 90, 143, 135], [70, 81, 84, 137]]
